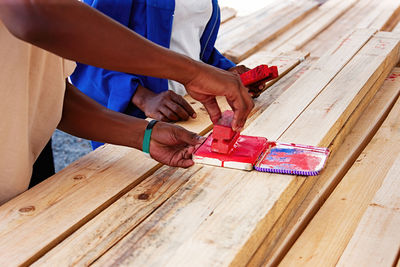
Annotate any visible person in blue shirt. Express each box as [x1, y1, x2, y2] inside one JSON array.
[[71, 0, 257, 149]]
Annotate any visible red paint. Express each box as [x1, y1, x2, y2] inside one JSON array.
[[211, 110, 239, 154], [385, 72, 400, 82], [194, 134, 268, 165], [240, 65, 279, 87], [256, 142, 329, 172]]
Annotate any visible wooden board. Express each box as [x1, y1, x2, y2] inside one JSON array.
[[275, 0, 359, 53], [356, 0, 400, 31], [259, 0, 359, 54], [0, 50, 307, 266], [90, 32, 400, 266], [304, 0, 400, 57], [280, 77, 400, 267], [336, 154, 400, 267], [31, 52, 312, 267], [219, 0, 318, 62], [216, 1, 293, 53], [393, 20, 400, 33], [250, 68, 400, 266], [220, 7, 237, 24]]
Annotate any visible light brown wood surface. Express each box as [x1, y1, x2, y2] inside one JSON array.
[[224, 1, 318, 62], [280, 77, 400, 267], [92, 31, 400, 267], [304, 0, 400, 57], [32, 51, 311, 267], [251, 68, 400, 266], [259, 0, 359, 54], [336, 154, 400, 267], [220, 7, 237, 24], [0, 50, 307, 266]]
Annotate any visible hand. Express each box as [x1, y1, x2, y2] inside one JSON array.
[[228, 65, 266, 98], [149, 122, 205, 167], [183, 62, 254, 131], [132, 85, 196, 122]]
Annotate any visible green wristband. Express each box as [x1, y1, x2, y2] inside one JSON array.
[[142, 120, 158, 154]]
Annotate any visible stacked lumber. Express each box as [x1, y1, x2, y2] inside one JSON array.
[[216, 0, 318, 62], [0, 50, 309, 266], [21, 30, 397, 266], [304, 0, 400, 57], [87, 30, 398, 267], [260, 0, 359, 54], [220, 7, 237, 24], [280, 69, 400, 267], [252, 67, 400, 266], [393, 21, 400, 33]]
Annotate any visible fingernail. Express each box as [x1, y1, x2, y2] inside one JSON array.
[[192, 113, 197, 119]]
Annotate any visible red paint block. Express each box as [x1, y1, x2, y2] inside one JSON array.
[[240, 65, 279, 87], [193, 134, 268, 170], [211, 110, 239, 154]]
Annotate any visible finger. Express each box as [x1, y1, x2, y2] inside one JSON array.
[[165, 100, 190, 121], [230, 84, 254, 131], [174, 126, 203, 146], [201, 97, 221, 124], [159, 106, 180, 122], [171, 93, 196, 119]]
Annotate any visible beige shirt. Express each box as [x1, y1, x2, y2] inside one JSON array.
[[0, 21, 75, 204]]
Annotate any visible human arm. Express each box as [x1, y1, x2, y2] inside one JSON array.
[[0, 0, 253, 131], [132, 85, 196, 122], [59, 81, 204, 167]]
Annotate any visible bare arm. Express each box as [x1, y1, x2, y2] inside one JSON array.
[[0, 0, 253, 130], [59, 81, 203, 167]]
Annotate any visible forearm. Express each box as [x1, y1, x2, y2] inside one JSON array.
[[0, 0, 196, 84], [58, 81, 147, 150]]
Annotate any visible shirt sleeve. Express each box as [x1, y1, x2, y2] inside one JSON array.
[[204, 47, 236, 71], [70, 63, 143, 114]]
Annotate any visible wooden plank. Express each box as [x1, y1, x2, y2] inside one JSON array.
[[92, 32, 399, 267], [276, 0, 359, 52], [0, 51, 305, 266], [304, 0, 400, 57], [259, 0, 359, 53], [244, 28, 376, 138], [280, 79, 400, 267], [31, 52, 312, 266], [216, 1, 294, 53], [336, 154, 400, 267], [220, 7, 237, 24], [223, 1, 318, 62], [250, 68, 400, 266], [393, 21, 400, 33], [32, 166, 203, 266], [357, 0, 400, 31]]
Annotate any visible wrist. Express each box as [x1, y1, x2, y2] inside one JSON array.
[[132, 85, 155, 110]]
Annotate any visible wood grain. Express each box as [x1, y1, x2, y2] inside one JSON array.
[[93, 32, 399, 267], [31, 52, 311, 266], [220, 7, 237, 24], [336, 155, 400, 267], [259, 0, 359, 54], [0, 50, 306, 266], [251, 68, 400, 266], [224, 1, 318, 62], [280, 76, 400, 267]]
